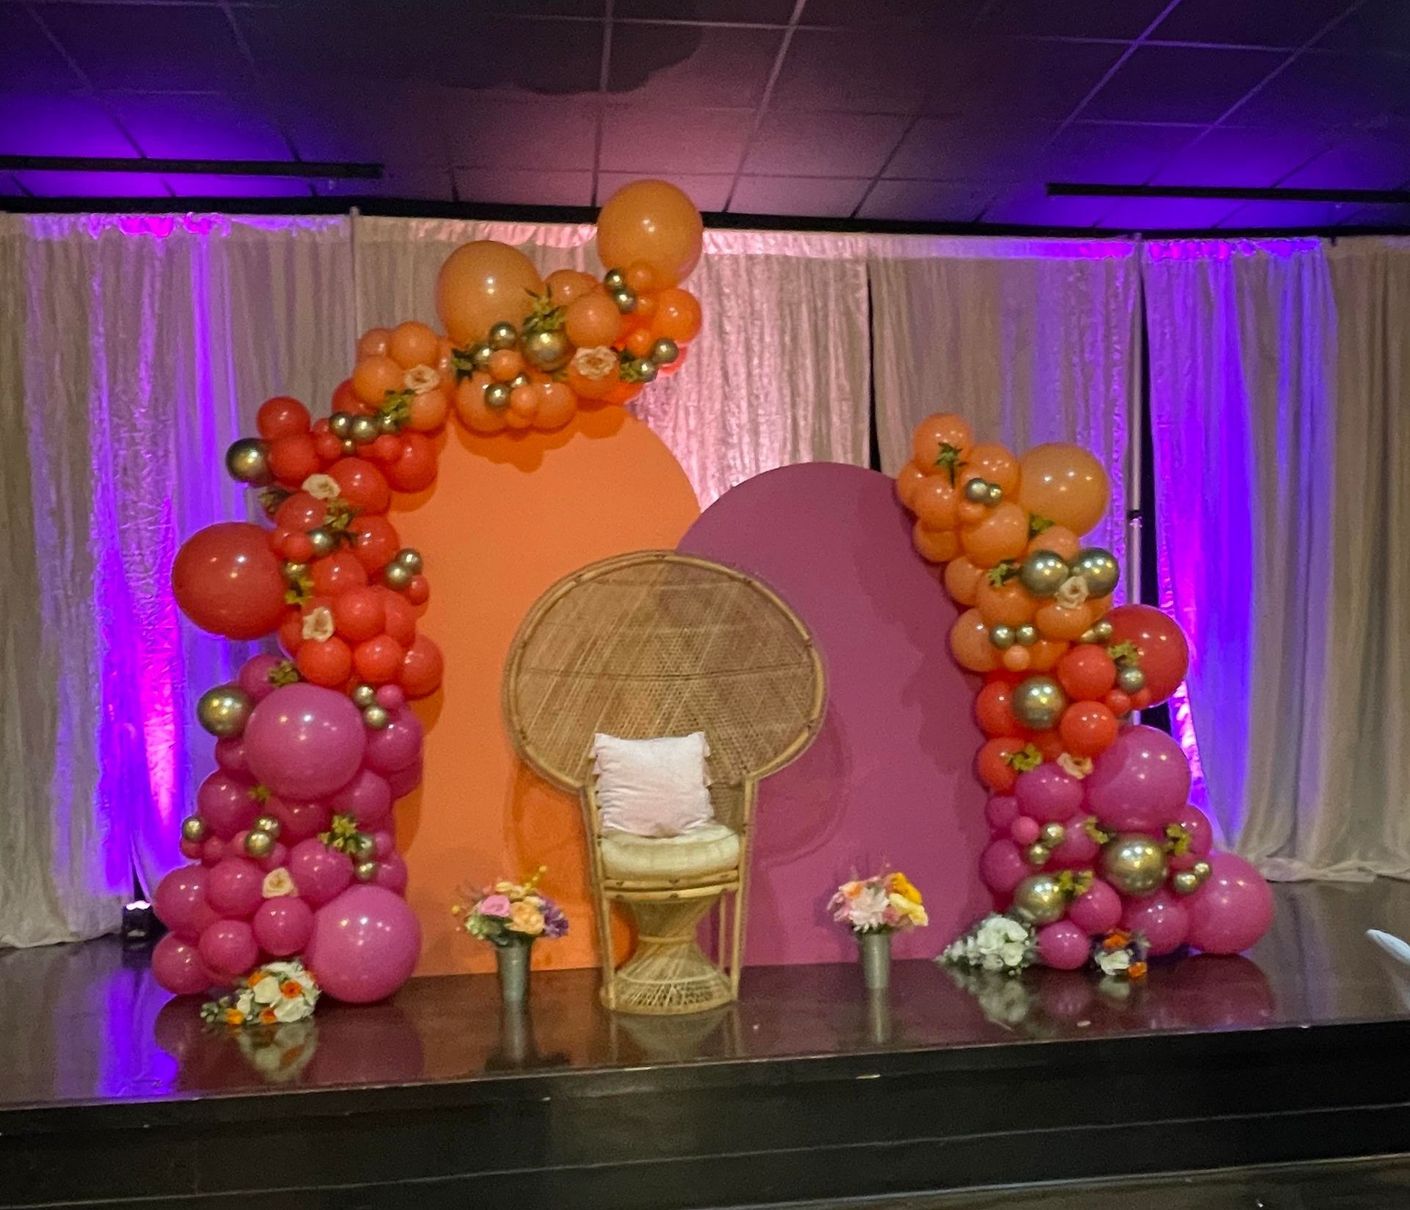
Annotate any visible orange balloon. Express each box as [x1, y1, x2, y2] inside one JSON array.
[[912, 476, 960, 531], [1002, 645, 1032, 672], [545, 268, 598, 306], [1059, 701, 1119, 758], [1017, 442, 1111, 536], [1089, 593, 1113, 619], [566, 363, 615, 400], [356, 327, 391, 359], [1027, 638, 1069, 672], [535, 382, 577, 431], [1027, 524, 1080, 561], [295, 636, 353, 688], [453, 376, 507, 434], [912, 413, 973, 475], [435, 240, 544, 347], [564, 293, 624, 347], [508, 384, 538, 419], [960, 501, 1029, 566], [1035, 600, 1096, 642], [964, 443, 1020, 494], [488, 348, 525, 381], [957, 498, 988, 526], [913, 520, 960, 564], [949, 608, 998, 672], [596, 179, 703, 288], [650, 288, 702, 343], [1032, 729, 1066, 762], [976, 577, 1037, 628], [353, 635, 405, 685], [943, 556, 985, 606], [895, 461, 926, 509], [352, 355, 404, 407], [388, 321, 439, 370], [406, 386, 450, 432], [1056, 645, 1117, 701]]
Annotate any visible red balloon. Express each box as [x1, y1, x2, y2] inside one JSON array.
[[329, 458, 391, 514], [976, 737, 1026, 794], [275, 491, 327, 533], [267, 433, 321, 485], [384, 433, 437, 492], [349, 515, 400, 574], [378, 589, 417, 646], [332, 586, 387, 642], [310, 551, 368, 598], [1104, 604, 1190, 705], [975, 680, 1024, 738], [1058, 701, 1119, 757], [257, 396, 310, 441], [405, 575, 430, 607], [282, 531, 314, 563], [399, 635, 443, 698], [172, 522, 286, 640], [1056, 645, 1117, 701], [296, 636, 354, 687], [354, 635, 405, 684], [314, 430, 345, 464], [278, 608, 304, 656]]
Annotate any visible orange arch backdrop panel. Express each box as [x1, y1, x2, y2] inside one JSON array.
[[390, 409, 701, 975]]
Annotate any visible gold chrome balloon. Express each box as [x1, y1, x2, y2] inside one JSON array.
[[1025, 842, 1051, 866], [1171, 869, 1202, 895], [1013, 675, 1068, 730], [350, 833, 377, 861], [197, 684, 252, 738], [225, 437, 272, 487], [180, 816, 207, 844], [1191, 859, 1212, 883], [362, 704, 391, 730], [1012, 873, 1066, 924], [394, 548, 423, 574], [253, 814, 281, 838], [1039, 821, 1067, 847], [383, 562, 413, 589], [351, 683, 377, 708], [1071, 547, 1120, 598], [488, 322, 518, 350], [1101, 834, 1169, 896], [307, 527, 337, 558], [650, 337, 680, 365], [522, 328, 572, 372], [1020, 550, 1070, 598], [244, 830, 274, 860], [1117, 665, 1146, 693], [355, 860, 379, 883]]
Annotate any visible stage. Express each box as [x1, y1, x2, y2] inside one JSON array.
[[4, 879, 1410, 1208]]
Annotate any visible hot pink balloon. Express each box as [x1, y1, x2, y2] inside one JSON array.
[[237, 653, 284, 702], [259, 843, 289, 872], [372, 830, 395, 859], [1085, 724, 1190, 833], [206, 856, 265, 919], [1186, 851, 1274, 955], [244, 683, 366, 802], [387, 759, 423, 799], [201, 836, 226, 866], [1009, 815, 1040, 846], [375, 683, 405, 711], [364, 707, 423, 776], [1068, 877, 1121, 934], [269, 796, 330, 844], [984, 794, 1020, 835], [253, 896, 314, 957], [305, 885, 421, 1003], [1121, 887, 1190, 956], [1037, 920, 1090, 970], [288, 837, 354, 907], [152, 934, 213, 996], [1174, 804, 1214, 857], [373, 852, 408, 895], [153, 865, 220, 942], [1014, 764, 1084, 823], [180, 838, 204, 862], [328, 769, 392, 830], [214, 737, 249, 777], [196, 771, 258, 840], [198, 918, 258, 980], [980, 839, 1028, 896], [1049, 813, 1100, 868]]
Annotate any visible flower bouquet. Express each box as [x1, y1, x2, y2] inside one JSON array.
[[829, 870, 928, 990], [200, 959, 320, 1027], [1094, 929, 1149, 981], [940, 913, 1037, 975], [453, 867, 567, 1004]]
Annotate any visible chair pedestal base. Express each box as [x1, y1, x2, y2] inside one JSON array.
[[604, 894, 733, 1015]]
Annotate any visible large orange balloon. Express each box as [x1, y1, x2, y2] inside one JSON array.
[[949, 608, 998, 672], [172, 522, 286, 640], [1017, 443, 1110, 536], [595, 179, 703, 288], [435, 241, 544, 347]]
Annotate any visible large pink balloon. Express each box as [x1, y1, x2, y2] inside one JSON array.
[[196, 771, 258, 840], [152, 933, 213, 996], [253, 896, 314, 957], [1121, 887, 1190, 956], [1068, 877, 1121, 934], [288, 837, 354, 907], [364, 708, 423, 776], [244, 683, 366, 801], [1085, 724, 1191, 833], [1185, 851, 1274, 954], [153, 864, 220, 942], [1014, 764, 1084, 823], [1037, 920, 1090, 970], [328, 768, 393, 829], [198, 919, 258, 980], [305, 885, 421, 1003], [979, 839, 1028, 895], [206, 856, 265, 919]]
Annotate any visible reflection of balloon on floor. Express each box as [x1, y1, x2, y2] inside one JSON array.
[[305, 1002, 426, 1085]]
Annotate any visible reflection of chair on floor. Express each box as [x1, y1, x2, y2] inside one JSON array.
[[504, 552, 825, 1015]]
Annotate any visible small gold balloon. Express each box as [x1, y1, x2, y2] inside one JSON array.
[[244, 830, 274, 860], [350, 833, 377, 861], [349, 415, 379, 444], [1092, 620, 1114, 641], [329, 412, 352, 438], [488, 322, 518, 350], [363, 704, 391, 730], [469, 342, 494, 370], [484, 381, 512, 409], [197, 684, 252, 738], [355, 859, 379, 883], [253, 814, 281, 837], [181, 816, 207, 843], [603, 267, 627, 291], [308, 527, 337, 557], [351, 683, 377, 708], [1039, 821, 1067, 847], [383, 562, 413, 589], [1171, 870, 1202, 896], [225, 437, 272, 486], [378, 412, 400, 434], [342, 438, 357, 454], [1101, 834, 1169, 896], [1013, 675, 1068, 730], [1191, 859, 1212, 882], [395, 548, 423, 574], [1025, 842, 1051, 866], [650, 337, 679, 365], [1012, 873, 1066, 924], [522, 328, 572, 372], [1015, 624, 1038, 646], [610, 287, 637, 313], [1117, 665, 1146, 694], [963, 477, 991, 503]]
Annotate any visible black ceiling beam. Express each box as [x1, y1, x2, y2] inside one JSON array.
[[1049, 182, 1410, 205], [0, 155, 383, 180]]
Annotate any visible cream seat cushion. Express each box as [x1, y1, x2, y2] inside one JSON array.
[[599, 822, 740, 881]]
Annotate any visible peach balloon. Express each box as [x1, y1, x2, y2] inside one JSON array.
[[357, 327, 391, 358], [388, 321, 439, 370], [650, 288, 702, 343], [1035, 600, 1096, 642], [453, 376, 507, 434], [943, 555, 985, 606], [976, 577, 1037, 628], [950, 608, 999, 672], [1027, 638, 1069, 671], [964, 443, 1020, 494], [1027, 524, 1080, 561], [959, 501, 1029, 567], [895, 462, 926, 508], [912, 476, 959, 531], [1002, 646, 1032, 672], [912, 413, 973, 474], [435, 241, 544, 347], [1018, 443, 1111, 536], [596, 179, 703, 288], [407, 387, 450, 432], [352, 355, 405, 407], [535, 382, 577, 430], [545, 268, 598, 306], [564, 293, 623, 347], [913, 520, 960, 563]]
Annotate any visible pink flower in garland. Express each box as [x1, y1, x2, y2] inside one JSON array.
[[479, 894, 512, 918]]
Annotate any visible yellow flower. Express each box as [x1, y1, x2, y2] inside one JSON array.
[[224, 1008, 245, 1027], [886, 872, 923, 905], [888, 892, 928, 927], [507, 900, 545, 936]]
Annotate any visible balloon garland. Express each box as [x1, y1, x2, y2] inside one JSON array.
[[898, 414, 1274, 967], [152, 180, 706, 1003]]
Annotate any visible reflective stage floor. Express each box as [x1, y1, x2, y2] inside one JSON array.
[[4, 879, 1410, 1207]]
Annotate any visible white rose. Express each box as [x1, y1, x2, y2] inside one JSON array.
[[301, 605, 334, 643], [1058, 752, 1093, 779], [274, 996, 313, 1023], [234, 989, 255, 1017], [301, 473, 341, 501], [1055, 575, 1090, 609], [403, 364, 440, 394], [251, 975, 281, 1005], [1000, 941, 1028, 968], [571, 345, 618, 380], [981, 952, 1004, 972], [1097, 949, 1131, 976]]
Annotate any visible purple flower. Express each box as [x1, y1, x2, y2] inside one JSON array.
[[540, 901, 569, 939]]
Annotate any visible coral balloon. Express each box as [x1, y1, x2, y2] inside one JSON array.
[[172, 522, 286, 640], [650, 288, 703, 343], [976, 737, 1026, 794], [1085, 724, 1191, 832], [388, 321, 439, 371], [1059, 701, 1119, 758], [243, 683, 367, 802], [256, 396, 310, 441], [275, 490, 326, 533], [354, 634, 405, 684], [349, 515, 400, 574], [332, 586, 387, 643], [596, 178, 703, 288], [943, 556, 985, 606], [267, 433, 321, 485], [950, 608, 999, 672], [1057, 645, 1117, 701], [378, 589, 417, 646], [198, 919, 258, 980], [295, 636, 353, 688], [912, 413, 973, 474], [399, 634, 444, 698], [960, 501, 1029, 567], [435, 240, 544, 346], [310, 550, 368, 598], [1017, 443, 1110, 536], [1103, 604, 1191, 705], [1185, 852, 1274, 954], [975, 680, 1023, 738], [329, 458, 390, 514], [253, 896, 314, 957], [564, 293, 623, 347], [152, 934, 212, 996], [305, 885, 422, 1003]]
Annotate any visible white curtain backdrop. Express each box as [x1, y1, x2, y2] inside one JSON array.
[[869, 236, 1142, 580]]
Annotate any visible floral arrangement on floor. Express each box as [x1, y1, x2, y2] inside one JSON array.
[[452, 866, 569, 947], [829, 870, 929, 933], [940, 912, 1037, 974], [1094, 929, 1149, 980], [200, 959, 320, 1027]]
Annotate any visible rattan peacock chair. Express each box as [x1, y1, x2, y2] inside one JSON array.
[[503, 551, 825, 1015]]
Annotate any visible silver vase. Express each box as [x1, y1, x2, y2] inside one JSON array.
[[859, 931, 891, 991], [496, 941, 532, 1004]]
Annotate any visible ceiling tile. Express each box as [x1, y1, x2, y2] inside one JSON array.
[[1150, 124, 1336, 185], [1080, 45, 1289, 123], [37, 2, 255, 92], [160, 174, 314, 198], [857, 178, 993, 222], [0, 92, 137, 156], [600, 106, 753, 174], [979, 184, 1112, 226], [922, 37, 1126, 121], [316, 166, 453, 200], [107, 92, 290, 159], [883, 116, 1056, 180], [455, 167, 594, 206], [265, 83, 449, 164], [0, 7, 87, 90], [1227, 52, 1410, 126], [617, 0, 795, 20], [1041, 122, 1200, 185], [13, 169, 170, 198], [1315, 0, 1410, 54], [1280, 127, 1410, 190], [1089, 195, 1242, 229], [770, 28, 947, 114], [1150, 0, 1360, 48], [728, 175, 871, 216], [596, 170, 733, 210], [437, 95, 598, 168], [974, 0, 1172, 39], [1217, 198, 1359, 227], [608, 23, 783, 107], [743, 110, 910, 176]]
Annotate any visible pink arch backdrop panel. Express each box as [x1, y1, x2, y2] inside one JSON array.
[[389, 409, 701, 976], [678, 462, 990, 964]]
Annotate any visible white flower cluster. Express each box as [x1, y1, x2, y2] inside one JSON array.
[[1096, 948, 1132, 977], [941, 912, 1035, 974]]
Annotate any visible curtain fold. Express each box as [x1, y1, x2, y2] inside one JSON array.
[[868, 235, 1142, 577]]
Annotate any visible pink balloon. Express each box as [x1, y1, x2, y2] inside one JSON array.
[[984, 794, 1020, 835], [1014, 764, 1084, 823], [206, 857, 265, 919], [375, 683, 405, 711], [1009, 815, 1040, 846], [1186, 851, 1274, 955], [214, 737, 249, 776], [1049, 812, 1100, 868], [1037, 920, 1090, 970], [364, 707, 423, 775], [979, 839, 1028, 895], [288, 838, 353, 907], [1068, 877, 1122, 934], [269, 796, 331, 844], [244, 683, 367, 801], [237, 653, 284, 702], [259, 843, 289, 872], [1174, 803, 1214, 857], [196, 771, 258, 840], [372, 830, 395, 859], [1121, 887, 1190, 956], [153, 865, 220, 942], [201, 836, 226, 866], [180, 837, 204, 862], [328, 769, 392, 830], [198, 918, 258, 980], [387, 759, 423, 799], [1085, 725, 1190, 833], [305, 885, 421, 1003], [151, 934, 213, 996], [253, 896, 314, 957], [373, 852, 408, 895]]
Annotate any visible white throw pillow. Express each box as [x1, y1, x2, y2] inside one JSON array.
[[591, 732, 714, 838]]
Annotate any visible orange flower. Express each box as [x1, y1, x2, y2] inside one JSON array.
[[280, 980, 303, 998], [246, 970, 266, 988], [223, 1008, 244, 1027], [1102, 931, 1130, 951], [259, 1008, 277, 1025], [1128, 961, 1148, 980]]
